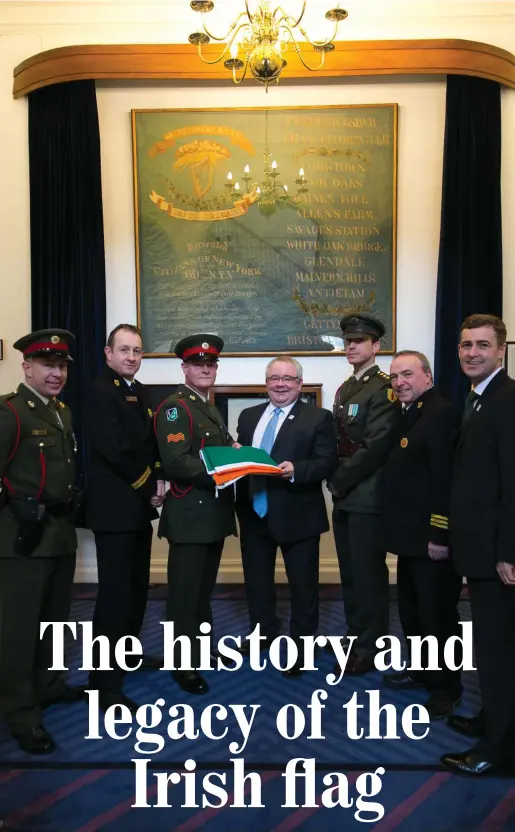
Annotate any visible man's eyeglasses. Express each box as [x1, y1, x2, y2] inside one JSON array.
[[266, 375, 299, 384]]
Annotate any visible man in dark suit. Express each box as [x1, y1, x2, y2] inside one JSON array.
[[441, 314, 515, 776], [380, 350, 462, 719], [156, 334, 236, 695], [85, 324, 164, 713], [235, 355, 337, 675], [330, 314, 397, 674]]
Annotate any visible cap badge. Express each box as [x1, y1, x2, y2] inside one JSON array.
[[51, 335, 60, 344], [201, 342, 209, 349], [400, 437, 408, 448]]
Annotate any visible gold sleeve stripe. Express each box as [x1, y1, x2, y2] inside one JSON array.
[[132, 466, 151, 490], [431, 514, 448, 522], [430, 519, 448, 529]]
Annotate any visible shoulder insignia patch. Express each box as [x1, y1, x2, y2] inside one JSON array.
[[387, 388, 397, 402], [167, 432, 185, 443], [166, 407, 178, 422], [400, 437, 408, 448]]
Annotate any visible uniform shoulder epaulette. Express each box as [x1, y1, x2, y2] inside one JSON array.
[[58, 400, 67, 409], [0, 391, 19, 404], [378, 370, 390, 379]]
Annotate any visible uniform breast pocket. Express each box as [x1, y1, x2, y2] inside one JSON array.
[[26, 437, 56, 453], [201, 428, 222, 446]]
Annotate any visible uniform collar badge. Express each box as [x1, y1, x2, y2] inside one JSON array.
[[114, 379, 120, 386], [28, 400, 35, 408]]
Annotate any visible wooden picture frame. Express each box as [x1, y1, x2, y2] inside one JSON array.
[[504, 341, 515, 379]]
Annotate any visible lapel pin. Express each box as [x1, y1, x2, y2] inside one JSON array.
[[28, 400, 35, 408], [288, 414, 295, 420], [400, 437, 408, 448], [114, 379, 120, 387], [417, 401, 423, 408]]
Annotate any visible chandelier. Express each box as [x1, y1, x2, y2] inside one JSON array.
[[224, 110, 308, 217], [188, 1, 348, 91]]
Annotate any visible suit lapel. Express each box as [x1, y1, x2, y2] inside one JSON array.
[[457, 369, 506, 448], [271, 399, 303, 454]]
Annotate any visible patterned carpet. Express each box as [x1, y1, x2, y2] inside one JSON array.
[[0, 587, 513, 831]]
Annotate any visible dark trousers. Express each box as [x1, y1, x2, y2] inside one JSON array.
[[0, 554, 76, 734], [166, 540, 224, 668], [333, 508, 389, 657], [89, 525, 153, 692], [467, 578, 515, 763], [239, 513, 320, 640], [397, 556, 463, 699]]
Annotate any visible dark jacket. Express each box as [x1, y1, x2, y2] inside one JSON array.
[[450, 369, 515, 577], [156, 384, 236, 544], [236, 399, 337, 545], [331, 365, 397, 513], [84, 366, 161, 532], [381, 387, 459, 558], [0, 383, 77, 557]]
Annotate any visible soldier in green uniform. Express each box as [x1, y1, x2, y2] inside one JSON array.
[[0, 329, 82, 755], [156, 334, 236, 695], [330, 314, 397, 674]]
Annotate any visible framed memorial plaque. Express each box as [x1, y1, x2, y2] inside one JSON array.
[[132, 105, 397, 356]]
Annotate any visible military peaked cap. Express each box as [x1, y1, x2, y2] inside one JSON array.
[[340, 313, 385, 340], [13, 328, 75, 361], [174, 333, 224, 362]]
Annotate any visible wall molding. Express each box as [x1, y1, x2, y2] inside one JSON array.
[[13, 38, 515, 98]]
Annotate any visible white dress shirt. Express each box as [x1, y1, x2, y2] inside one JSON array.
[[252, 400, 297, 448], [472, 366, 503, 396]]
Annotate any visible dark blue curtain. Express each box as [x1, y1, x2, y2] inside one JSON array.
[[28, 80, 107, 504], [434, 75, 502, 407]]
